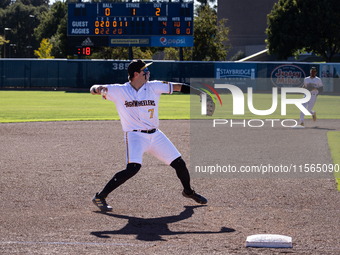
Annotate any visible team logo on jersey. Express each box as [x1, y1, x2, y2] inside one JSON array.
[[125, 100, 155, 108]]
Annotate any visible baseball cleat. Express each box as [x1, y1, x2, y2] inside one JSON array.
[[182, 190, 207, 204], [300, 122, 304, 126], [92, 193, 113, 212], [312, 112, 317, 122]]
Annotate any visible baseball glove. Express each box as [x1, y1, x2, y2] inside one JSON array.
[[206, 96, 215, 116], [306, 83, 315, 91]]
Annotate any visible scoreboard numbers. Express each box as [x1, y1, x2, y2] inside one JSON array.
[[68, 2, 193, 37]]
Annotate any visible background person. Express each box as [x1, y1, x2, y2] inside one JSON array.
[[300, 67, 323, 126]]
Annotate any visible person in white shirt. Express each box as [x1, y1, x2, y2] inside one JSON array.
[[90, 59, 207, 212], [300, 67, 323, 126]]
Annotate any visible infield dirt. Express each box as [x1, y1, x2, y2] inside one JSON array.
[[1, 120, 340, 254]]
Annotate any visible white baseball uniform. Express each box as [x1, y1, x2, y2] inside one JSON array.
[[300, 75, 323, 123], [103, 80, 181, 165]]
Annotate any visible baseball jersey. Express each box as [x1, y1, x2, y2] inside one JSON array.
[[304, 76, 323, 95], [104, 80, 173, 132]]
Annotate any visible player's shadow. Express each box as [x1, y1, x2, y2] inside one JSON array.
[[310, 126, 337, 131], [91, 205, 235, 241]]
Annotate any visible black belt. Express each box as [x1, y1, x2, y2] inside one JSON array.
[[133, 129, 157, 134]]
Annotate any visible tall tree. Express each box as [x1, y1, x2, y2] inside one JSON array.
[[191, 5, 229, 61], [20, 0, 49, 7], [34, 1, 67, 42], [34, 1, 67, 57], [195, 0, 216, 13], [196, 0, 216, 6], [0, 0, 11, 9], [0, 1, 48, 58], [51, 14, 68, 58], [266, 0, 340, 62]]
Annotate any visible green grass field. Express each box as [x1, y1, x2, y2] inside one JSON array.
[[1, 90, 339, 188], [328, 132, 340, 191], [1, 91, 339, 122], [0, 91, 190, 122]]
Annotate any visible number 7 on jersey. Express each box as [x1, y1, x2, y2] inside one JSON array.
[[148, 109, 154, 118]]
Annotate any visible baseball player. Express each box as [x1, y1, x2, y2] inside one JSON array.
[[90, 59, 207, 212], [300, 66, 323, 126]]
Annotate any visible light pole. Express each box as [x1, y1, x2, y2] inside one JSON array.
[[4, 28, 11, 58], [26, 46, 32, 58], [28, 15, 34, 58], [9, 44, 16, 58]]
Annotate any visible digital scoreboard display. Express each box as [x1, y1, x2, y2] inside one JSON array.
[[67, 2, 194, 48]]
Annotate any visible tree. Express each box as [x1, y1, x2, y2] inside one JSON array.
[[191, 5, 229, 61], [90, 47, 153, 60], [0, 1, 48, 58], [20, 0, 49, 7], [196, 0, 216, 7], [0, 0, 11, 9], [50, 13, 68, 58], [266, 0, 340, 62], [34, 1, 68, 58], [195, 0, 217, 14], [0, 36, 9, 58], [34, 38, 54, 58], [34, 1, 67, 43], [164, 48, 179, 60]]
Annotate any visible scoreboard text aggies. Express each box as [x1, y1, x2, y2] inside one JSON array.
[[67, 2, 194, 54]]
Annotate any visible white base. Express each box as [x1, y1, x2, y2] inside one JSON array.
[[245, 234, 293, 248], [291, 125, 305, 129]]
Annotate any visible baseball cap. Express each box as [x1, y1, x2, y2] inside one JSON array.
[[128, 59, 153, 77], [310, 67, 317, 71]]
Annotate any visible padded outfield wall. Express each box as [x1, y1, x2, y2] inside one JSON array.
[[0, 59, 339, 93]]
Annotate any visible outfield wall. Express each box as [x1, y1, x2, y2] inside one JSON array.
[[0, 59, 339, 93]]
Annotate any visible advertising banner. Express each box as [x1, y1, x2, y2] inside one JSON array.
[[151, 36, 193, 47], [320, 64, 335, 92], [257, 63, 313, 90], [214, 63, 257, 90], [109, 37, 151, 47]]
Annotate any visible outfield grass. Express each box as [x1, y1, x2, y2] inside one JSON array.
[[328, 131, 340, 191], [0, 91, 189, 122], [1, 91, 339, 122]]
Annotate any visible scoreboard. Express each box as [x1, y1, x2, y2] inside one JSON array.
[[67, 2, 194, 50]]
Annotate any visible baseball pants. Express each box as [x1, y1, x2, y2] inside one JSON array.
[[300, 93, 317, 123], [124, 129, 181, 165]]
